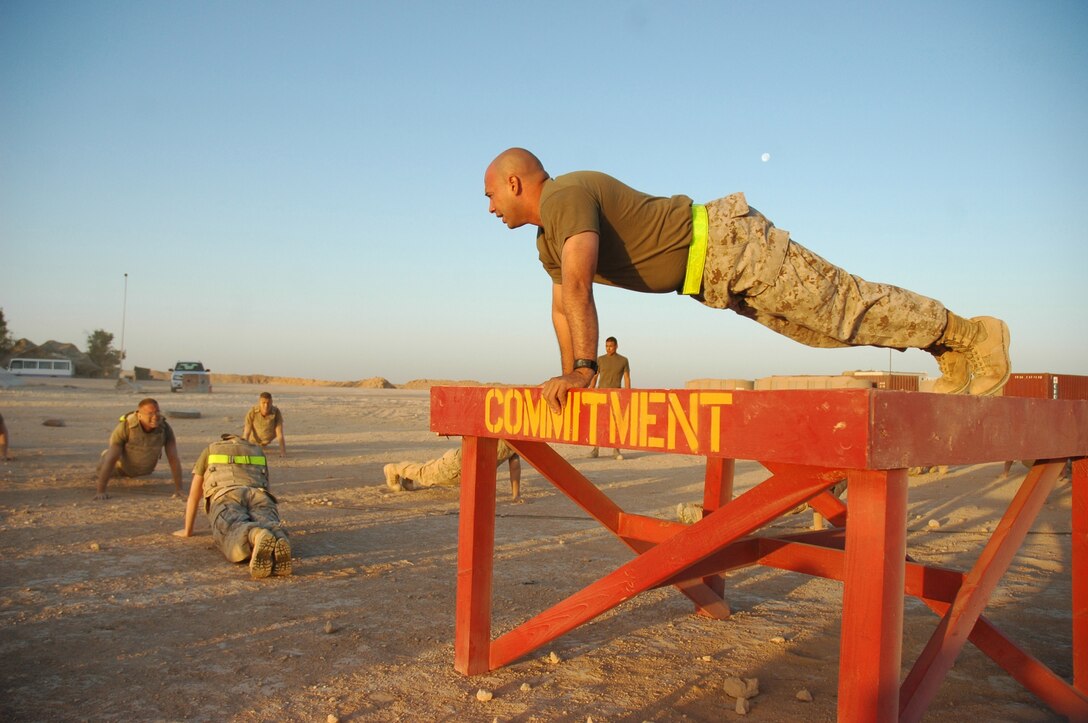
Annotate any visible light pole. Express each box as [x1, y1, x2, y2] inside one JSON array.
[[120, 273, 128, 375]]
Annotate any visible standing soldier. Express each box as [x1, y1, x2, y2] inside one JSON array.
[[589, 336, 631, 460]]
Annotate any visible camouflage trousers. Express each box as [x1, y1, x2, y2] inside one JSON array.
[[697, 192, 947, 349], [207, 487, 288, 563], [391, 449, 462, 488]]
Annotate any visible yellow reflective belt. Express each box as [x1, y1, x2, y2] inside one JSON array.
[[681, 203, 708, 295], [208, 454, 267, 465]]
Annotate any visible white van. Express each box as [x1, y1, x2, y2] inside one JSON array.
[[6, 358, 75, 377]]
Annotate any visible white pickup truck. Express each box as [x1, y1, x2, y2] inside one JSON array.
[[169, 361, 211, 393]]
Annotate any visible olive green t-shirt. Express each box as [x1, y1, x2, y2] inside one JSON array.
[[244, 404, 283, 445], [595, 352, 630, 389], [536, 171, 693, 293]]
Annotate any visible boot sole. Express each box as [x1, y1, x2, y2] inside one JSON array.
[[272, 537, 292, 577], [933, 378, 971, 395], [249, 529, 276, 579]]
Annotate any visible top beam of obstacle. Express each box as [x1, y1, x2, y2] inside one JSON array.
[[430, 387, 1088, 470]]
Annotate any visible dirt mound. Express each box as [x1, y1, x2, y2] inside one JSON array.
[[145, 369, 396, 389], [351, 377, 395, 389], [402, 378, 483, 389], [207, 373, 385, 388], [142, 371, 526, 390]]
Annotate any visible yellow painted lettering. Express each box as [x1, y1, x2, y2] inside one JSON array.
[[581, 391, 607, 446], [484, 388, 502, 434], [571, 391, 580, 441], [609, 392, 634, 446], [667, 392, 700, 453], [644, 392, 665, 448], [700, 392, 733, 453], [549, 403, 564, 441], [502, 388, 523, 436], [523, 390, 547, 438]]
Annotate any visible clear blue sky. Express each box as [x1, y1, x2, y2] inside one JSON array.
[[2, 1, 1086, 386]]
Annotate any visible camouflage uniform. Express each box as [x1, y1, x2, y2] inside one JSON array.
[[194, 437, 288, 563], [391, 440, 518, 488], [208, 487, 285, 563], [697, 192, 947, 349]]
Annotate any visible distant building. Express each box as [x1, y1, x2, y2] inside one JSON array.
[[842, 370, 924, 392], [685, 370, 927, 392]]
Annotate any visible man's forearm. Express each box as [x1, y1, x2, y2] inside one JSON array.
[[182, 496, 199, 534], [96, 447, 122, 493], [552, 304, 575, 374], [562, 282, 599, 363], [96, 466, 110, 492], [181, 474, 207, 535], [163, 439, 184, 485], [182, 487, 201, 534]]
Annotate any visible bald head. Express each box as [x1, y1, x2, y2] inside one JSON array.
[[484, 148, 549, 229], [487, 148, 548, 181]]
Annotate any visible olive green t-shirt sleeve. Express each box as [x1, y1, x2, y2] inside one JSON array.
[[536, 172, 692, 293], [537, 185, 601, 284], [191, 447, 210, 476]]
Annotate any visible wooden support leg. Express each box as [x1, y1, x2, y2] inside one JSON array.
[[697, 457, 734, 618], [1074, 457, 1088, 694], [454, 436, 498, 675], [898, 460, 1064, 722], [838, 469, 908, 723], [702, 456, 734, 513]]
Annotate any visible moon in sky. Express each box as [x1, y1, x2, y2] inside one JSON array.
[[761, 152, 771, 162]]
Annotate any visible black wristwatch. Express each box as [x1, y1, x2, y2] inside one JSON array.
[[573, 358, 598, 374]]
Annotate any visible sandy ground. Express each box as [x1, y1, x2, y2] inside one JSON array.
[[0, 379, 1074, 721]]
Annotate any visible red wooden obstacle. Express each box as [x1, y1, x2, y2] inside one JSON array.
[[430, 386, 1088, 721]]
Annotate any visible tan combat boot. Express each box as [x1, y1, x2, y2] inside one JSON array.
[[383, 463, 404, 491], [272, 535, 292, 577], [938, 313, 1011, 396], [927, 344, 970, 394], [249, 528, 276, 579]]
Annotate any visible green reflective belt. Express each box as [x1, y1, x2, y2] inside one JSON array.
[[681, 204, 708, 295], [208, 454, 266, 466]]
